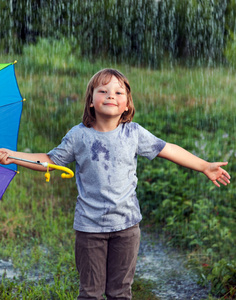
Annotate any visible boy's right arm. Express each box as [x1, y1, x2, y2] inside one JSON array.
[[0, 148, 54, 172]]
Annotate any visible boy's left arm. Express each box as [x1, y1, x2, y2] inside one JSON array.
[[157, 143, 231, 187]]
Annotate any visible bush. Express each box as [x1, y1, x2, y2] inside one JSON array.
[[208, 259, 236, 298], [224, 31, 236, 68], [1, 0, 235, 66]]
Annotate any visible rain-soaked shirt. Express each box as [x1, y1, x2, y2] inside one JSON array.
[[47, 122, 166, 233]]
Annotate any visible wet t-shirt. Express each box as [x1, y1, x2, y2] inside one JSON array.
[[47, 122, 166, 233]]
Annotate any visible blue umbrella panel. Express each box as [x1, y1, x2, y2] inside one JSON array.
[[0, 62, 24, 199]]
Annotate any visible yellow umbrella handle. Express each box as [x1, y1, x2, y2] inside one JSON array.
[[44, 163, 74, 182], [8, 156, 74, 182]]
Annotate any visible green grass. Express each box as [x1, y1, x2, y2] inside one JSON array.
[[0, 39, 235, 298]]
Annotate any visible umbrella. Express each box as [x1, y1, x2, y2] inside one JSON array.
[[0, 61, 23, 199], [0, 61, 74, 200]]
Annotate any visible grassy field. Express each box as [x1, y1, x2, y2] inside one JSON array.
[[0, 40, 235, 299]]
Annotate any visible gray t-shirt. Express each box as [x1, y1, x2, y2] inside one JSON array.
[[48, 122, 166, 233]]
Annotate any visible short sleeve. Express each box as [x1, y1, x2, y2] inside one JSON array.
[[47, 129, 76, 166], [137, 124, 166, 160]]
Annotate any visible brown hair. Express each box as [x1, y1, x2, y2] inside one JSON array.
[[82, 68, 135, 127]]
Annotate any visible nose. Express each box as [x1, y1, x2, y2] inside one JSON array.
[[107, 92, 114, 99]]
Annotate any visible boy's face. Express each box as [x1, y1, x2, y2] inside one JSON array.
[[91, 76, 128, 120]]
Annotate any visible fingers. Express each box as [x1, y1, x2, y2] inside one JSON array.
[[213, 179, 227, 187], [213, 173, 231, 187], [217, 162, 229, 169], [222, 169, 231, 180], [0, 152, 7, 164], [219, 165, 231, 184], [218, 176, 230, 186], [217, 161, 228, 167], [0, 150, 11, 165], [213, 162, 231, 187], [213, 180, 220, 188]]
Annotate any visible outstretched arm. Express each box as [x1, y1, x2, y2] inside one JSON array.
[[158, 143, 231, 187], [0, 148, 54, 172]]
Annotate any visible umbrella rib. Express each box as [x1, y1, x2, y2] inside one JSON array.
[[0, 99, 26, 108]]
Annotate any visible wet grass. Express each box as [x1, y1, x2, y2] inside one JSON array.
[[0, 43, 235, 299]]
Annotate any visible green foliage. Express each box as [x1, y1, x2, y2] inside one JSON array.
[[1, 0, 236, 66], [208, 259, 236, 298], [0, 264, 80, 299], [22, 38, 105, 76], [23, 38, 77, 73], [132, 276, 160, 299], [224, 30, 236, 68]]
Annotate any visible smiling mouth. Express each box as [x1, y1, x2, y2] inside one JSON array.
[[104, 103, 117, 106]]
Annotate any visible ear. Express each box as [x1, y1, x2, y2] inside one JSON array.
[[90, 102, 94, 107], [125, 106, 128, 111]]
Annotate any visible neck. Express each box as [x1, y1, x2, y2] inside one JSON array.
[[92, 118, 120, 132]]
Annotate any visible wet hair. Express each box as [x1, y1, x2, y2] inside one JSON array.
[[82, 68, 135, 128]]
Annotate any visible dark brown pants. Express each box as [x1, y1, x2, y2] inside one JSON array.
[[75, 224, 140, 300]]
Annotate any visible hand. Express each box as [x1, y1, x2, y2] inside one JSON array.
[[203, 162, 231, 187], [0, 148, 14, 165]]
